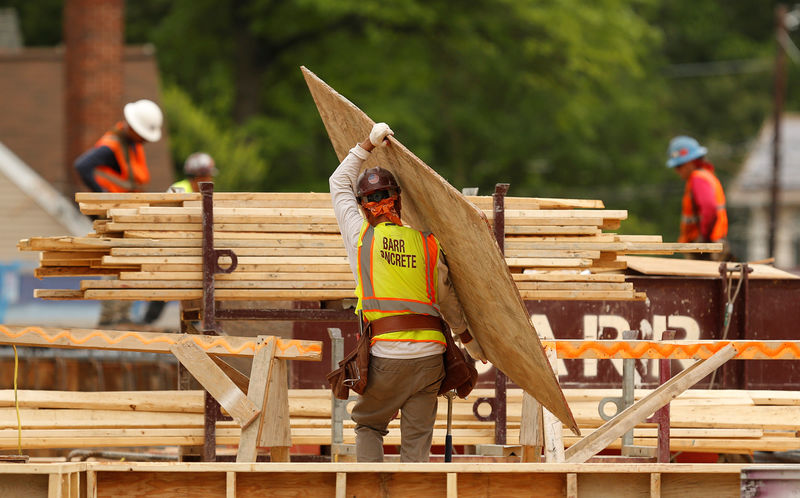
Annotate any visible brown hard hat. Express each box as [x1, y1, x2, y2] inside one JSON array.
[[356, 167, 400, 197]]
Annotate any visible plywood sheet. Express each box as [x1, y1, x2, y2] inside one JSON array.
[[302, 66, 577, 433], [621, 255, 799, 279]]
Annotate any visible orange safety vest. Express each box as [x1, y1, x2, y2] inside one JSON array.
[[356, 221, 445, 346], [93, 122, 150, 193], [679, 168, 728, 243]]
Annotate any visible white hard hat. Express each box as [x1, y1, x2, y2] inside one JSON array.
[[123, 99, 163, 142], [183, 152, 218, 177]]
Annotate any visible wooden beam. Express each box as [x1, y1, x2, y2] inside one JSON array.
[[0, 326, 321, 360], [170, 338, 260, 429], [543, 347, 565, 462], [564, 344, 737, 463], [546, 340, 800, 360], [258, 358, 291, 451], [237, 339, 276, 462], [519, 392, 543, 462]]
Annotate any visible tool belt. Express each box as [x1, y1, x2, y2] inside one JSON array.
[[326, 313, 478, 400], [368, 313, 443, 337]]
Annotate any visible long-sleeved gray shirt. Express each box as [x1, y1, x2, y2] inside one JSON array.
[[329, 144, 468, 359]]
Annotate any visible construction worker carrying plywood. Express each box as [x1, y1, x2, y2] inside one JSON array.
[[329, 122, 487, 462], [666, 135, 731, 261]]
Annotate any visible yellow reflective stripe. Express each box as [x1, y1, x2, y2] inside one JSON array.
[[372, 329, 446, 344]]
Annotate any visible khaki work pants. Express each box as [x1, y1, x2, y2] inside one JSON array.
[[351, 354, 444, 462]]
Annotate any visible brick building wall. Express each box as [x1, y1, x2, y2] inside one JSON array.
[[63, 0, 124, 195]]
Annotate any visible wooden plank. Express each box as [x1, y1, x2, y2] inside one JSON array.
[[259, 358, 291, 449], [81, 279, 355, 290], [0, 326, 322, 360], [101, 255, 350, 266], [512, 273, 626, 283], [650, 473, 661, 498], [621, 255, 798, 279], [119, 271, 354, 281], [33, 290, 84, 300], [104, 222, 341, 233], [237, 339, 276, 462], [519, 290, 640, 301], [226, 472, 236, 498], [446, 473, 457, 498], [547, 340, 800, 360], [566, 473, 578, 498], [0, 390, 204, 412], [83, 289, 355, 300], [564, 344, 737, 463], [170, 338, 260, 428], [109, 246, 345, 257], [504, 225, 601, 235], [466, 196, 605, 209], [543, 348, 565, 462], [505, 257, 593, 268], [34, 267, 118, 278], [302, 66, 577, 434], [84, 462, 742, 498], [520, 391, 543, 463]]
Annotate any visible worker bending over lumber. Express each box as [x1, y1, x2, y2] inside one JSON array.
[[329, 122, 486, 462], [73, 99, 163, 327]]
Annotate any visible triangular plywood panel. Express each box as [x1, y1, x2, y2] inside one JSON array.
[[302, 66, 577, 433]]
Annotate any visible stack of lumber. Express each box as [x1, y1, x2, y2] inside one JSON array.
[[18, 192, 718, 302], [1, 389, 796, 454]]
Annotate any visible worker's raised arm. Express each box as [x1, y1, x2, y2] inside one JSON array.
[[329, 123, 394, 277]]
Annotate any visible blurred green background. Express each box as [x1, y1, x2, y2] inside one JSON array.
[[5, 0, 799, 243]]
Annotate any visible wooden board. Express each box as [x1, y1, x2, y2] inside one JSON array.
[[621, 255, 799, 279], [0, 325, 321, 359], [302, 66, 577, 433]]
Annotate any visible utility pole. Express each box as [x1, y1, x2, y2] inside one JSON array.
[[769, 4, 788, 259]]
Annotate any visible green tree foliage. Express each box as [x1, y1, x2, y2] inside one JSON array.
[[7, 0, 797, 241], [160, 85, 269, 190]]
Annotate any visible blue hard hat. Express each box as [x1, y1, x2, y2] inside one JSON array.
[[666, 136, 707, 168]]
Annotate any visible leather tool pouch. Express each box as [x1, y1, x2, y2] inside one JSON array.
[[327, 324, 370, 401], [438, 323, 479, 398]]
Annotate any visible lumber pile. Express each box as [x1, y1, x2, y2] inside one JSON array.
[[18, 192, 719, 302], [0, 389, 796, 454]]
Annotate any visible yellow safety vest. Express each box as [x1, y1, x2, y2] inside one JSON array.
[[356, 221, 445, 346], [169, 179, 193, 193]]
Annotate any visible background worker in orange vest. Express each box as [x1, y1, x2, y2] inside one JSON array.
[[74, 99, 163, 326], [666, 135, 731, 261], [74, 99, 163, 193], [330, 122, 487, 462]]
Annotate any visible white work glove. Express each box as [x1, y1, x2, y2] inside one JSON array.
[[369, 122, 394, 147], [460, 331, 488, 363]]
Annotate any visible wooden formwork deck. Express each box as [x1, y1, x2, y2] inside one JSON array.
[[0, 461, 778, 497]]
